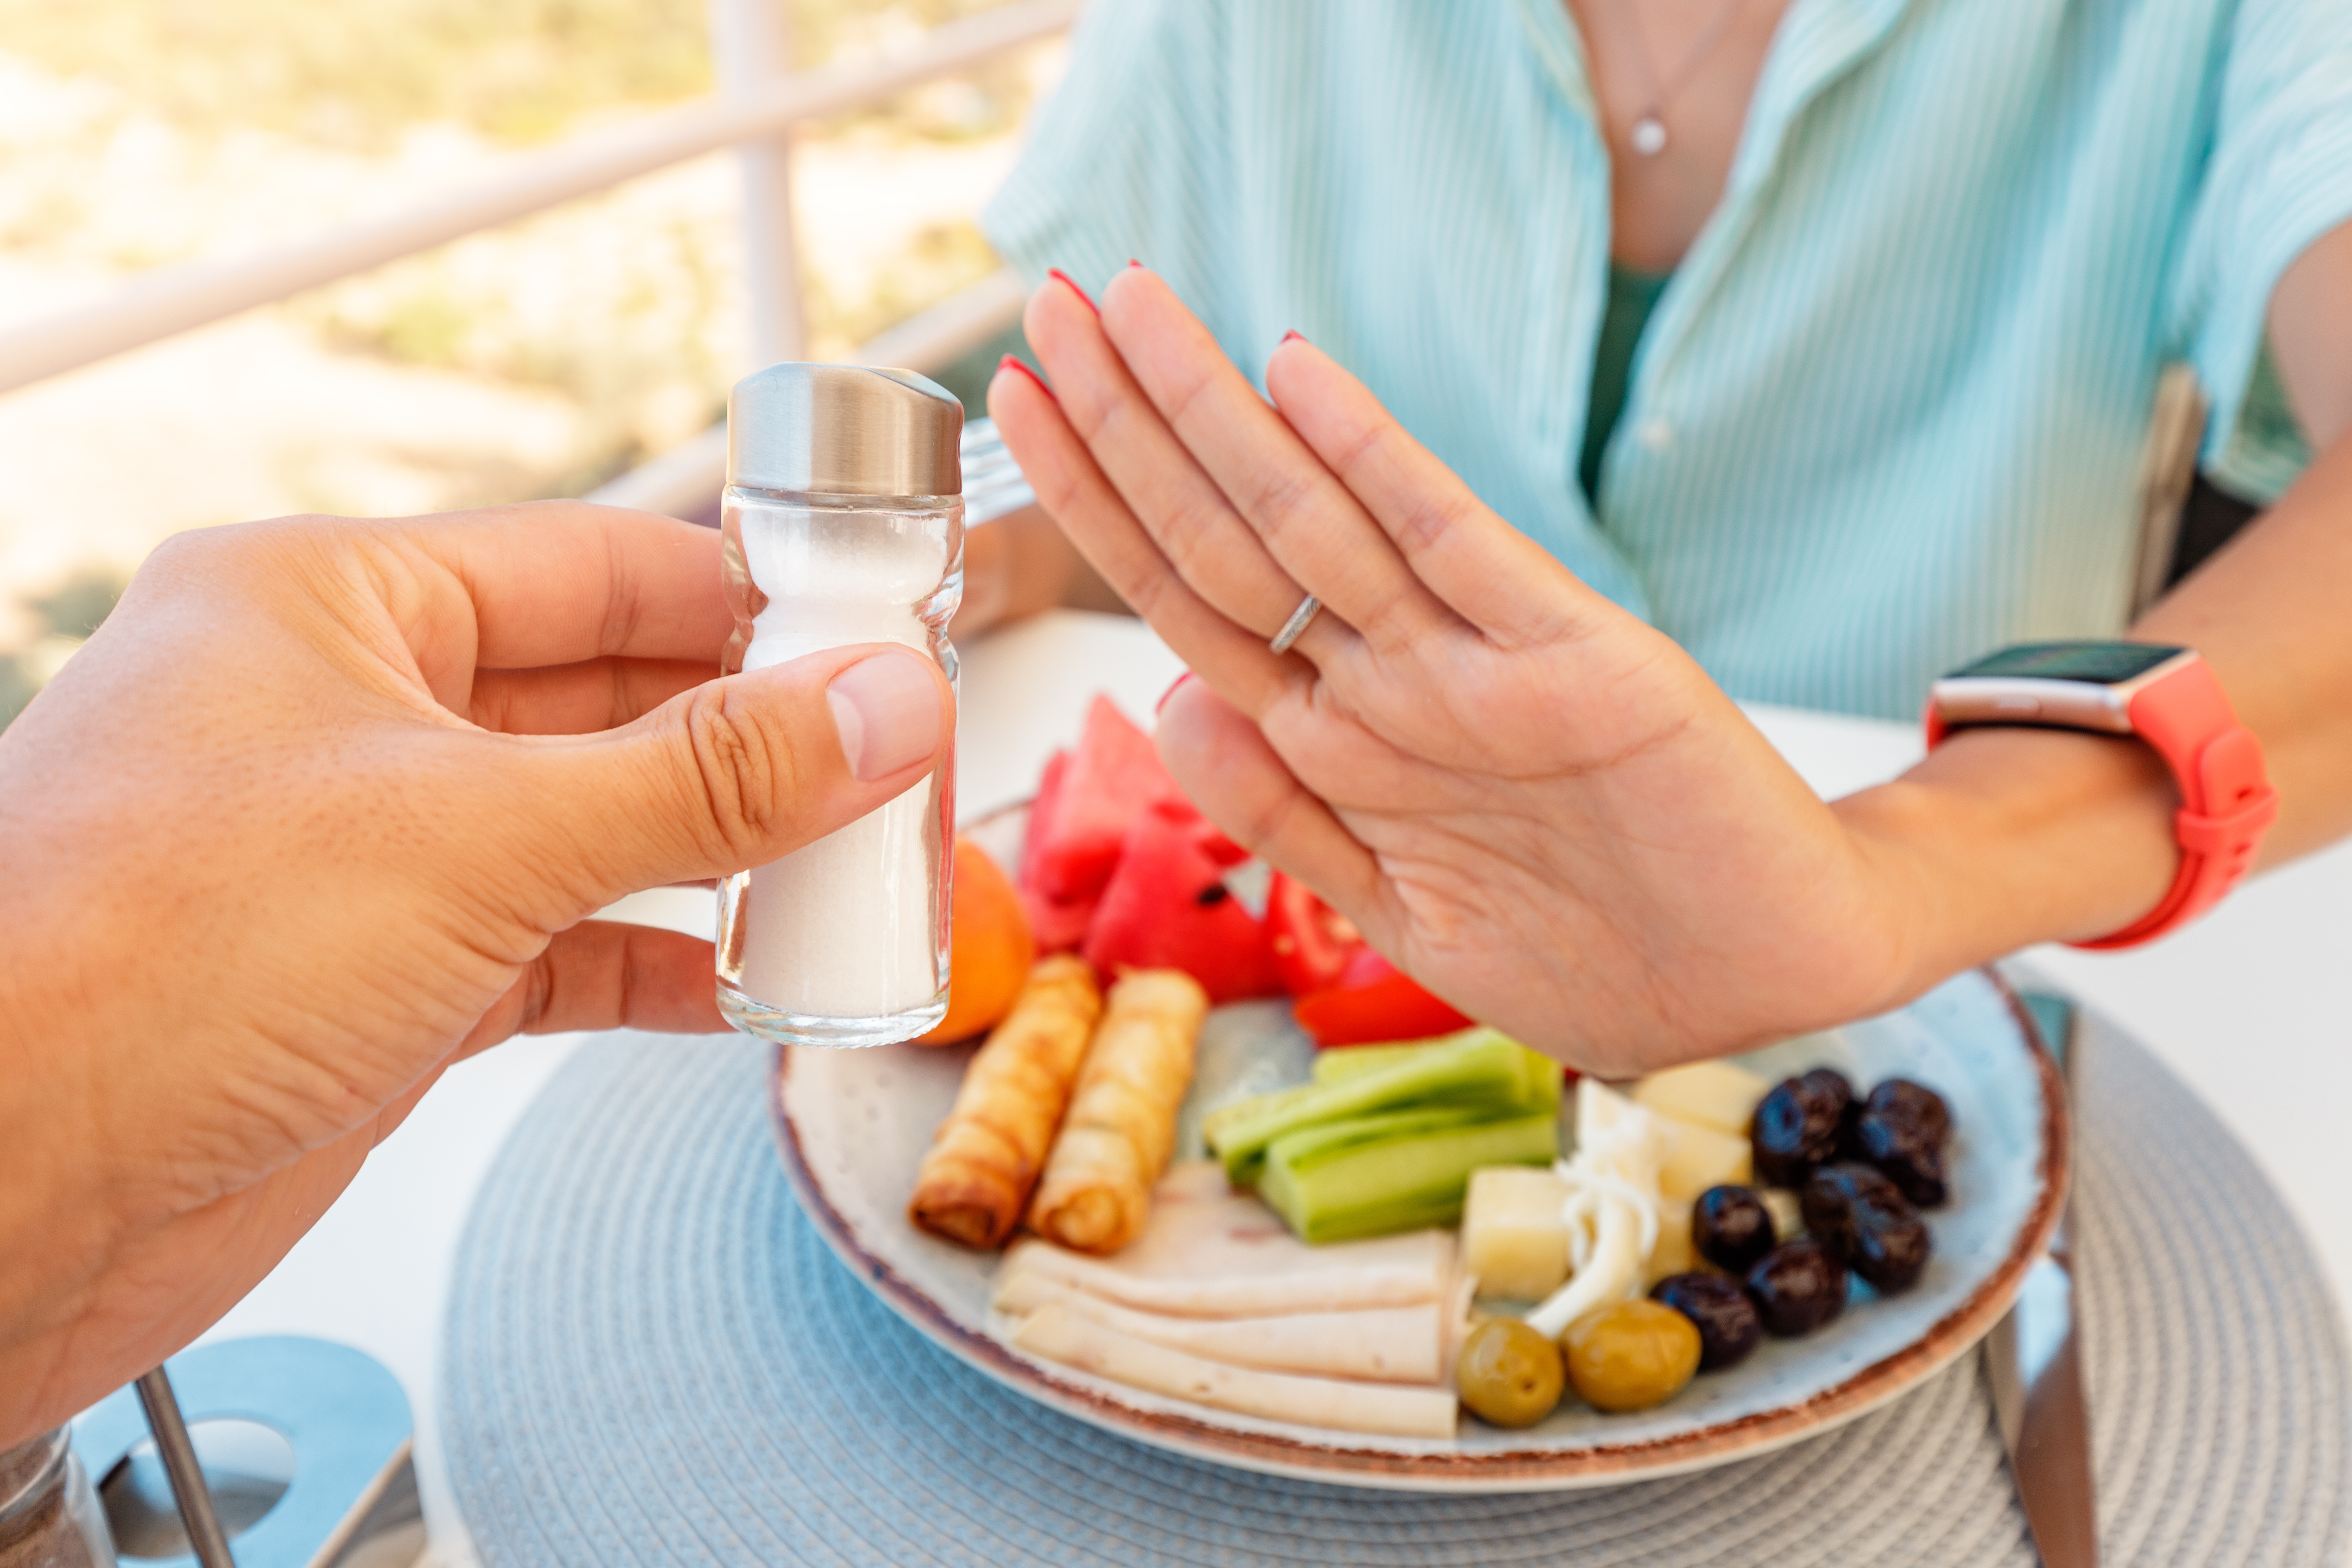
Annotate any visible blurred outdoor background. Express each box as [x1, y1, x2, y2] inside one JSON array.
[[0, 0, 1065, 725]]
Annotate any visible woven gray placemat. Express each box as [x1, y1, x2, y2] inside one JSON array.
[[443, 1020, 2351, 1566]]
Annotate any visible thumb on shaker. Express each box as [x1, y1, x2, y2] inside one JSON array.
[[506, 643, 953, 904]]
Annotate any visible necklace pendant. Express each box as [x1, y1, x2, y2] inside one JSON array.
[[1631, 115, 1669, 156]]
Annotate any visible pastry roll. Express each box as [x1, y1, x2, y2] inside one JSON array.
[[908, 955, 1103, 1249], [1027, 968, 1208, 1254]]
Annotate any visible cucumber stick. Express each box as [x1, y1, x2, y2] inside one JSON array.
[[1259, 1110, 1560, 1244], [1207, 1032, 1559, 1184], [1309, 1037, 1469, 1086], [1197, 1081, 1321, 1154], [1311, 1029, 1566, 1107]]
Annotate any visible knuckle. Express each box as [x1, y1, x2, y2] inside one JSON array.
[[1354, 593, 1411, 647], [1125, 565, 1182, 620], [678, 682, 802, 862], [1061, 364, 1124, 442], [1390, 492, 1468, 559], [598, 524, 649, 654], [514, 952, 557, 1034], [142, 516, 349, 606], [1329, 418, 1389, 485], [1158, 360, 1220, 429], [1157, 495, 1232, 579], [1244, 465, 1321, 544]]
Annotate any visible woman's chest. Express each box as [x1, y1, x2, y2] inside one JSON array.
[[1229, 0, 2228, 402]]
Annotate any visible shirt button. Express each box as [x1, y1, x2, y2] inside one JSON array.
[[1635, 418, 1675, 452]]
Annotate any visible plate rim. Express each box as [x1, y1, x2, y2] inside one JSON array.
[[767, 966, 2069, 1492]]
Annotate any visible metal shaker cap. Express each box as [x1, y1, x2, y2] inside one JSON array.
[[726, 363, 963, 497]]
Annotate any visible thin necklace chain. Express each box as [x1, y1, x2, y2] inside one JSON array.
[[1619, 0, 1754, 155]]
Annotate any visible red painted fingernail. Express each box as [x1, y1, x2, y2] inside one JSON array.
[[1127, 258, 1142, 268], [1047, 267, 1099, 318], [997, 354, 1057, 404], [1280, 329, 1308, 345], [1155, 671, 1197, 715]]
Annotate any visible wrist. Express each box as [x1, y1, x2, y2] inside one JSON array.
[[1831, 724, 2178, 994]]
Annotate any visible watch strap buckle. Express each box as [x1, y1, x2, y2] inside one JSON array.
[[2175, 784, 2278, 861]]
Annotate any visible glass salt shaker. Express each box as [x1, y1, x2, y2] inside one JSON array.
[[0, 1429, 117, 1568], [716, 363, 963, 1048]]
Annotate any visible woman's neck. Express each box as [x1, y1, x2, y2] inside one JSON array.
[[1563, 0, 1794, 271]]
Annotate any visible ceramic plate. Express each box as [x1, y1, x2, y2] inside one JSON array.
[[769, 840, 2065, 1491]]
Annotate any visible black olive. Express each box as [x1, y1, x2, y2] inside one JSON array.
[[1867, 1080, 1951, 1146], [1744, 1240, 1848, 1336], [1651, 1272, 1762, 1371], [1799, 1068, 1863, 1160], [1857, 1107, 1948, 1207], [1801, 1163, 1933, 1292], [1801, 1161, 1902, 1246], [1800, 1067, 1856, 1104], [1691, 1185, 1777, 1274], [1750, 1073, 1852, 1187], [1851, 1203, 1933, 1292]]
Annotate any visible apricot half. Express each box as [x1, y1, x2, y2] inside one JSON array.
[[913, 837, 1038, 1045]]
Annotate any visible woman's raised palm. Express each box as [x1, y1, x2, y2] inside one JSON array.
[[990, 268, 1929, 1075]]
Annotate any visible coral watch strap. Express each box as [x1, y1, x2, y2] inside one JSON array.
[[1927, 656, 2278, 949], [2073, 660, 2277, 948]]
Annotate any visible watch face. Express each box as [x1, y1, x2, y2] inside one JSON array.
[[1945, 641, 2185, 685]]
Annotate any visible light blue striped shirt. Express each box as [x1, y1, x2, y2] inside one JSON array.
[[984, 0, 2352, 717]]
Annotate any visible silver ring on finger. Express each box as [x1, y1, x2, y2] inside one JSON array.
[[1268, 594, 1322, 656]]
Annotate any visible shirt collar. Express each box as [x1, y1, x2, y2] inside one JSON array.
[[1731, 0, 1915, 194], [1511, 0, 1917, 190]]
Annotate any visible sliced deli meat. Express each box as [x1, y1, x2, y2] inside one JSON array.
[[1013, 1303, 1458, 1440], [995, 1239, 1449, 1319], [996, 1277, 1446, 1385], [995, 1162, 1457, 1318]]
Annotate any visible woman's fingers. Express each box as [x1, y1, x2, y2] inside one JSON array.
[[469, 655, 715, 735], [1020, 275, 1326, 649], [1153, 677, 1392, 941], [988, 353, 1295, 716], [1263, 337, 1611, 650], [1096, 268, 1455, 651]]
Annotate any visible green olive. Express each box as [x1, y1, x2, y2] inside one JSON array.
[[1563, 1299, 1702, 1413], [1455, 1318, 1566, 1429]]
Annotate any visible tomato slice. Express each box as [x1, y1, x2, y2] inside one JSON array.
[[1292, 953, 1475, 1047], [1264, 871, 1364, 997]]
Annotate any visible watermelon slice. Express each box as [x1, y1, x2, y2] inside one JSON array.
[[1023, 696, 1186, 902], [1015, 750, 1095, 951], [1022, 888, 1096, 955], [1082, 803, 1283, 1004]]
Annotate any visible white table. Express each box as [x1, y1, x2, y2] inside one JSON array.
[[191, 610, 2352, 1566]]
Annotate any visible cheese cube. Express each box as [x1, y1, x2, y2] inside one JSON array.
[[1761, 1186, 1804, 1241], [1631, 1060, 1771, 1138], [1656, 1115, 1754, 1204], [1644, 1202, 1698, 1287], [1461, 1165, 1571, 1300]]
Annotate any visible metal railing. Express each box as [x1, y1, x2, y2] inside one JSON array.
[[588, 265, 1029, 517], [0, 0, 1075, 511]]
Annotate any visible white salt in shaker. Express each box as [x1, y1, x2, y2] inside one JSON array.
[[716, 363, 963, 1048]]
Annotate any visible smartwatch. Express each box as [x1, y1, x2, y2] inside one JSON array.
[[1925, 641, 2277, 949]]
